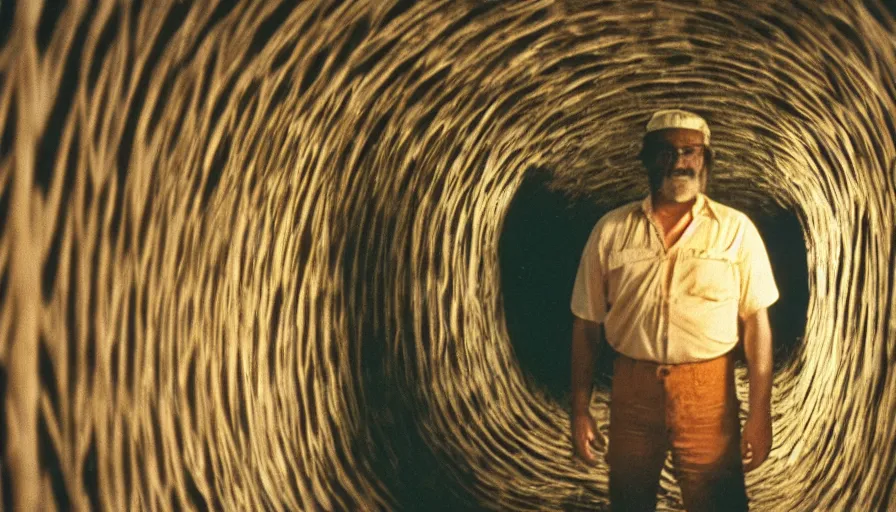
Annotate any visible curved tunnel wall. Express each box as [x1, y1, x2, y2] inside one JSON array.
[[1, 1, 895, 510], [500, 170, 810, 403]]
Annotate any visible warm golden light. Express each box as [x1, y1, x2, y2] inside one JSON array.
[[1, 1, 894, 510]]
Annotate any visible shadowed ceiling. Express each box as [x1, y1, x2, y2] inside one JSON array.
[[1, 1, 895, 510]]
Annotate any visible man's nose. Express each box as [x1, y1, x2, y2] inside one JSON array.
[[667, 161, 689, 173]]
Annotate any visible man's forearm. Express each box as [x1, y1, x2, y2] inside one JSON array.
[[572, 318, 601, 415], [743, 309, 773, 414]]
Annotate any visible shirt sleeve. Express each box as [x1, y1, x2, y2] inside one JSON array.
[[570, 223, 608, 323], [737, 218, 779, 319]]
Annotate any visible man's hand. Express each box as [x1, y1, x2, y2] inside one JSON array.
[[741, 308, 773, 472], [571, 412, 606, 466], [571, 317, 604, 466], [741, 411, 772, 471]]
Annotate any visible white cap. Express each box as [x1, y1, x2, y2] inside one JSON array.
[[646, 109, 711, 145]]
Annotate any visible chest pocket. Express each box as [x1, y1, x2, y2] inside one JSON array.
[[607, 248, 660, 303], [680, 249, 738, 302]]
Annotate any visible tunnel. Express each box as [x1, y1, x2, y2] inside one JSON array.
[[500, 168, 810, 401], [1, 1, 895, 510]]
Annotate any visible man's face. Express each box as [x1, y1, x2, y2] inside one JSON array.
[[644, 128, 707, 203]]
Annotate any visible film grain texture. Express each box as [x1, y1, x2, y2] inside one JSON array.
[[1, 1, 895, 510]]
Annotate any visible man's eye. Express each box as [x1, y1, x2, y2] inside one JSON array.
[[682, 148, 697, 156]]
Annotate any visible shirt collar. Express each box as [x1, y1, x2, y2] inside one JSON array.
[[640, 193, 718, 220]]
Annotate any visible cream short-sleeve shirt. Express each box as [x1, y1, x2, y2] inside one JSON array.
[[570, 194, 779, 364]]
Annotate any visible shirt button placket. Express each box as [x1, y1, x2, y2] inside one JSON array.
[[660, 241, 672, 359], [662, 292, 670, 360]]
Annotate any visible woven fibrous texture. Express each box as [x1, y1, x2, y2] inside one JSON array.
[[1, 0, 895, 510]]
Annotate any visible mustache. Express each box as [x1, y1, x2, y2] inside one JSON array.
[[666, 168, 696, 178]]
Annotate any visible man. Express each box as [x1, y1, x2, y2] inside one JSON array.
[[569, 110, 779, 511]]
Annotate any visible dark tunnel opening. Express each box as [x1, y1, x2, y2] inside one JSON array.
[[499, 169, 810, 401]]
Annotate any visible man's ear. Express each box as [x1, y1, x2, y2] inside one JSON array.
[[701, 147, 714, 192], [638, 144, 649, 167]]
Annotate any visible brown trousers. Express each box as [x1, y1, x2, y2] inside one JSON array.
[[607, 351, 749, 512]]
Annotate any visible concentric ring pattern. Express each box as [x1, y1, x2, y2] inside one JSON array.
[[1, 1, 895, 510]]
